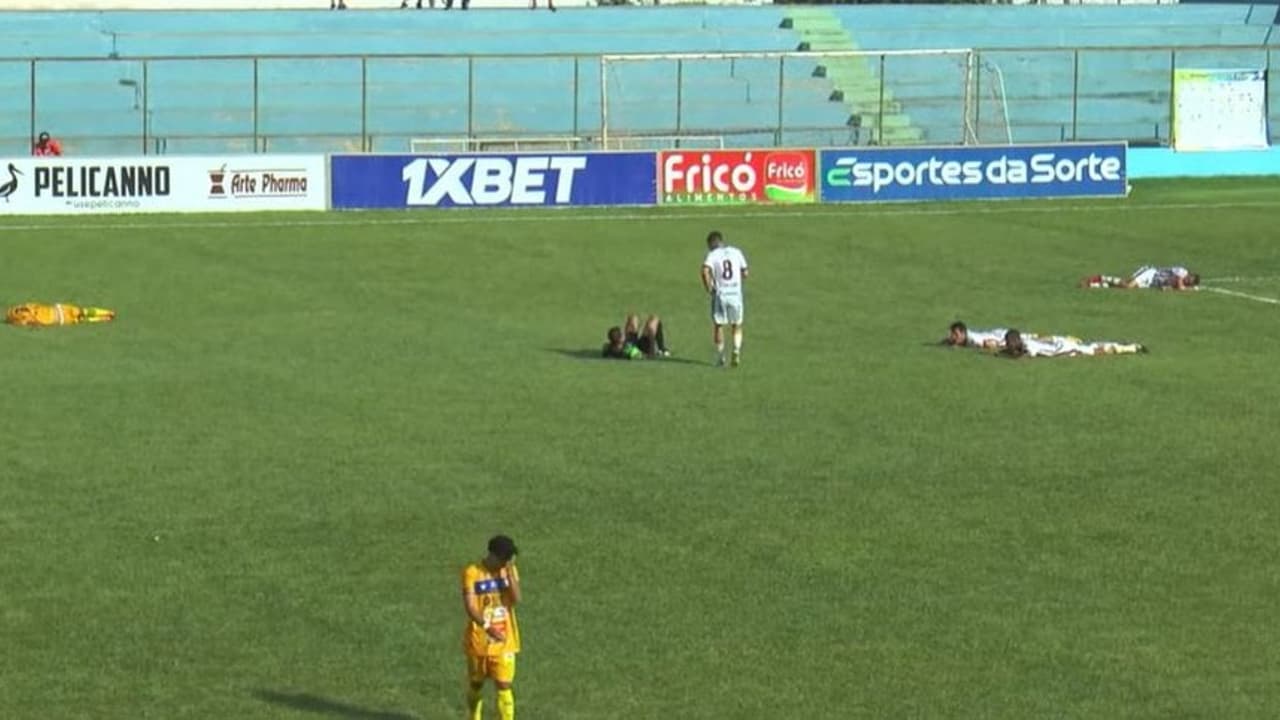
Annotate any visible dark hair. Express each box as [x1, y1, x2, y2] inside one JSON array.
[[607, 326, 623, 342], [488, 535, 518, 561], [1186, 273, 1201, 287], [706, 230, 723, 246], [37, 131, 50, 142], [1003, 329, 1026, 357], [949, 321, 966, 334]]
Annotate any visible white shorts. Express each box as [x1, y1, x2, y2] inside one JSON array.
[[1129, 266, 1158, 289], [711, 294, 744, 325]]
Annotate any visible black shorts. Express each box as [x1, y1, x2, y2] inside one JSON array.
[[630, 334, 656, 357]]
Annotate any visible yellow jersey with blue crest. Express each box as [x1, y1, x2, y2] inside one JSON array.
[[461, 562, 520, 657]]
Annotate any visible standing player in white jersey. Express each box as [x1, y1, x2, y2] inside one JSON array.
[[700, 230, 749, 367]]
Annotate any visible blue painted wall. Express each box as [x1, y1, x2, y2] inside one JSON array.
[[1128, 147, 1280, 178]]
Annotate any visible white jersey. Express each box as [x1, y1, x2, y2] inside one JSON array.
[[1022, 335, 1079, 357], [965, 328, 1009, 349], [703, 246, 748, 300], [1130, 265, 1190, 289]]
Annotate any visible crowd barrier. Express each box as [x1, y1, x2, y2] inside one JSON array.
[[0, 143, 1129, 215]]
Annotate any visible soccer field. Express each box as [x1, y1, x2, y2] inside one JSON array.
[[3, 178, 1279, 720]]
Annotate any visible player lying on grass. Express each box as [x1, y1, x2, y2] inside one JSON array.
[[1081, 265, 1200, 290], [602, 314, 671, 360], [943, 321, 1009, 350], [1000, 329, 1146, 358], [5, 302, 115, 327]]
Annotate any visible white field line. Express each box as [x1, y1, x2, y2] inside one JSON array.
[[1202, 276, 1280, 284], [1202, 286, 1280, 306], [0, 198, 1279, 234]]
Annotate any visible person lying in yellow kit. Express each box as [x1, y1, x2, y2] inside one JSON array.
[[5, 303, 115, 327]]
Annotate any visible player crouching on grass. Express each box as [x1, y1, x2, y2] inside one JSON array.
[[1081, 265, 1201, 290], [5, 302, 115, 327], [1000, 329, 1146, 359], [602, 314, 671, 360]]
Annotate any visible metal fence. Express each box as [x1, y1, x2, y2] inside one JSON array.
[[1, 45, 1277, 155]]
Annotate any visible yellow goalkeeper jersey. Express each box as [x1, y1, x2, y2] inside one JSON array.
[[461, 562, 521, 657]]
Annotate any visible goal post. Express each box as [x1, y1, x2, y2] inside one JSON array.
[[599, 49, 1009, 148]]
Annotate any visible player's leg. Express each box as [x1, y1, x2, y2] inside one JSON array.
[[493, 654, 517, 720], [645, 315, 671, 355], [728, 301, 744, 366], [624, 314, 641, 338], [1090, 341, 1146, 355], [638, 315, 669, 356], [81, 307, 114, 323], [465, 657, 486, 720], [1082, 274, 1122, 288], [710, 296, 726, 365], [70, 305, 114, 324]]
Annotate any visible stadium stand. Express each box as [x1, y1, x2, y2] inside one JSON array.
[[0, 4, 1276, 155]]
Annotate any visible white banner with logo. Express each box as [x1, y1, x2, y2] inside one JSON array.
[[0, 155, 327, 215]]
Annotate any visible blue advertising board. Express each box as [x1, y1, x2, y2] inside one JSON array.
[[331, 152, 657, 209], [819, 143, 1127, 202]]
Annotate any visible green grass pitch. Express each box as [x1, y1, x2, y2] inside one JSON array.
[[3, 178, 1280, 720]]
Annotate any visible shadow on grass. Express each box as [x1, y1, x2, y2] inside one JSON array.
[[547, 348, 706, 366], [252, 690, 416, 720]]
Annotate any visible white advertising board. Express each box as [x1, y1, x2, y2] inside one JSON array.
[[0, 154, 327, 215], [1172, 68, 1269, 152]]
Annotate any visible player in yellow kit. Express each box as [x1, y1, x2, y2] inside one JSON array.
[[461, 535, 522, 720], [5, 302, 115, 327]]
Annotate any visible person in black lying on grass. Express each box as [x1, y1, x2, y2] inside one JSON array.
[[602, 314, 671, 360]]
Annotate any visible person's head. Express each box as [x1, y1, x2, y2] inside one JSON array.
[[706, 230, 724, 250], [6, 305, 33, 325], [946, 321, 968, 346], [36, 131, 50, 146], [485, 534, 518, 570], [606, 326, 623, 346], [1003, 329, 1026, 357], [1185, 273, 1201, 287]]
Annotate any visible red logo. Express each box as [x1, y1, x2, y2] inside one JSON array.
[[659, 150, 814, 204]]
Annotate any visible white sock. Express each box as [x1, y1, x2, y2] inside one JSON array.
[[732, 329, 742, 354], [715, 341, 725, 362]]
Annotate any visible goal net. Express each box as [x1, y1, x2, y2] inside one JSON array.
[[600, 49, 1010, 148]]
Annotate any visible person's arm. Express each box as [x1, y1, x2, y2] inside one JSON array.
[[462, 572, 505, 642], [503, 564, 522, 607], [701, 264, 715, 295], [463, 589, 487, 627]]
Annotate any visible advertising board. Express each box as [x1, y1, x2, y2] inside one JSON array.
[[330, 152, 657, 209], [657, 149, 816, 205], [818, 144, 1128, 202], [0, 155, 327, 215]]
